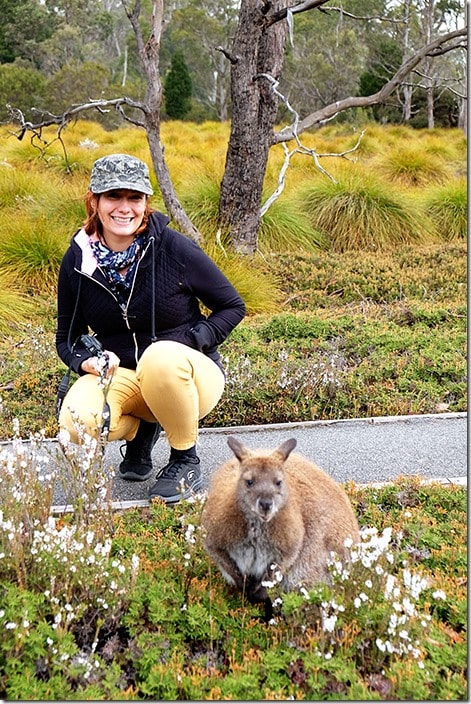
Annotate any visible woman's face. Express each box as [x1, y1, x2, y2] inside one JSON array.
[[97, 189, 147, 250]]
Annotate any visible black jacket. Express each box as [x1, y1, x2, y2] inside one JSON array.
[[56, 212, 246, 373]]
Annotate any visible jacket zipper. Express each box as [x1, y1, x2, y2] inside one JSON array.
[[76, 239, 153, 366]]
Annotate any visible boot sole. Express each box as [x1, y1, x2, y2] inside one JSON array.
[[149, 476, 204, 504], [118, 467, 154, 482]]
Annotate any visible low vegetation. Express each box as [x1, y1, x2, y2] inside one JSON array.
[[0, 120, 467, 699], [0, 433, 466, 700]]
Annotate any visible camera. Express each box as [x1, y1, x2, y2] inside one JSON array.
[[80, 334, 104, 357]]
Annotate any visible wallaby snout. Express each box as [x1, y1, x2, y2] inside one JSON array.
[[257, 497, 274, 518]]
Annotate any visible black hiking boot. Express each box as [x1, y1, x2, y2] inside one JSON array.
[[118, 420, 161, 481], [149, 455, 202, 504]]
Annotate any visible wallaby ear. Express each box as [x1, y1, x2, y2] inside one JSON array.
[[273, 437, 297, 461], [227, 436, 250, 462]]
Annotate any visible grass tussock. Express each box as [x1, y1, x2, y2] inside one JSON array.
[[376, 145, 452, 187], [0, 270, 39, 335], [423, 179, 467, 240], [0, 211, 69, 293], [301, 170, 436, 251]]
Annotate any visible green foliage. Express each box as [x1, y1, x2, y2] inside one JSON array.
[[164, 52, 192, 120], [0, 442, 466, 699], [46, 60, 112, 118], [208, 301, 466, 426], [0, 63, 47, 122], [358, 37, 403, 123], [0, 0, 52, 64]]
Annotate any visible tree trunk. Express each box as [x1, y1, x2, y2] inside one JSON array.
[[218, 0, 288, 254], [458, 95, 467, 134], [403, 84, 413, 122], [128, 0, 201, 242], [426, 85, 435, 128]]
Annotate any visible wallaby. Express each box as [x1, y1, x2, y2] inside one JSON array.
[[201, 437, 360, 619]]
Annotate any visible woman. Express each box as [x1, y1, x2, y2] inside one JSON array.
[[56, 153, 245, 504]]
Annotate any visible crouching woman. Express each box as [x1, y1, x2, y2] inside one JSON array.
[[56, 153, 245, 504]]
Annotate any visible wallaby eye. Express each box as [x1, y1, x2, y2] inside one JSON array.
[[246, 479, 254, 487], [275, 480, 282, 487]]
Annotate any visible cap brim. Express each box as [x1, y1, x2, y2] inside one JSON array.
[[91, 180, 153, 195]]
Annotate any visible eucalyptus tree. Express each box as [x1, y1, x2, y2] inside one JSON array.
[[280, 9, 368, 120], [394, 0, 467, 127], [0, 0, 52, 65]]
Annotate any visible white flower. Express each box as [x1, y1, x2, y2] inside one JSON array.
[[376, 638, 386, 652], [321, 613, 338, 633], [432, 589, 446, 600]]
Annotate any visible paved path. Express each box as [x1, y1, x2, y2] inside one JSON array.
[[58, 411, 467, 508], [2, 412, 464, 510]]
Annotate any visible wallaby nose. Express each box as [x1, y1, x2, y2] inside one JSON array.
[[259, 498, 273, 514]]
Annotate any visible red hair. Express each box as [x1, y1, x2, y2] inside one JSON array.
[[83, 191, 154, 237]]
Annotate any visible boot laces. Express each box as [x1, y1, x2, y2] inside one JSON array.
[[160, 457, 197, 480]]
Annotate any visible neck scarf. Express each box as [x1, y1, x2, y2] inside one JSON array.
[[90, 233, 147, 307]]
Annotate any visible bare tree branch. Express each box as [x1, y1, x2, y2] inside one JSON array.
[[266, 0, 404, 26], [7, 97, 146, 135], [318, 5, 405, 23], [215, 45, 239, 64], [273, 28, 467, 143], [6, 98, 147, 171], [258, 74, 364, 216]]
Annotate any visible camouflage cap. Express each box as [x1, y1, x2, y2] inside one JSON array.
[[89, 154, 153, 195]]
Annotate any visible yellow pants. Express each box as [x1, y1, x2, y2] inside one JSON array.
[[58, 340, 225, 450]]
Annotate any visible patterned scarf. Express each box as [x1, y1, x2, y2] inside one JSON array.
[[90, 233, 147, 307]]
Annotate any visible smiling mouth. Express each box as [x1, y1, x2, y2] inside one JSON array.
[[112, 216, 134, 224]]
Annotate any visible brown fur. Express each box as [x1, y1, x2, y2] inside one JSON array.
[[201, 437, 359, 607]]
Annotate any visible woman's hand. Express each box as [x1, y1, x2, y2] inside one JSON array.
[[81, 350, 120, 377]]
